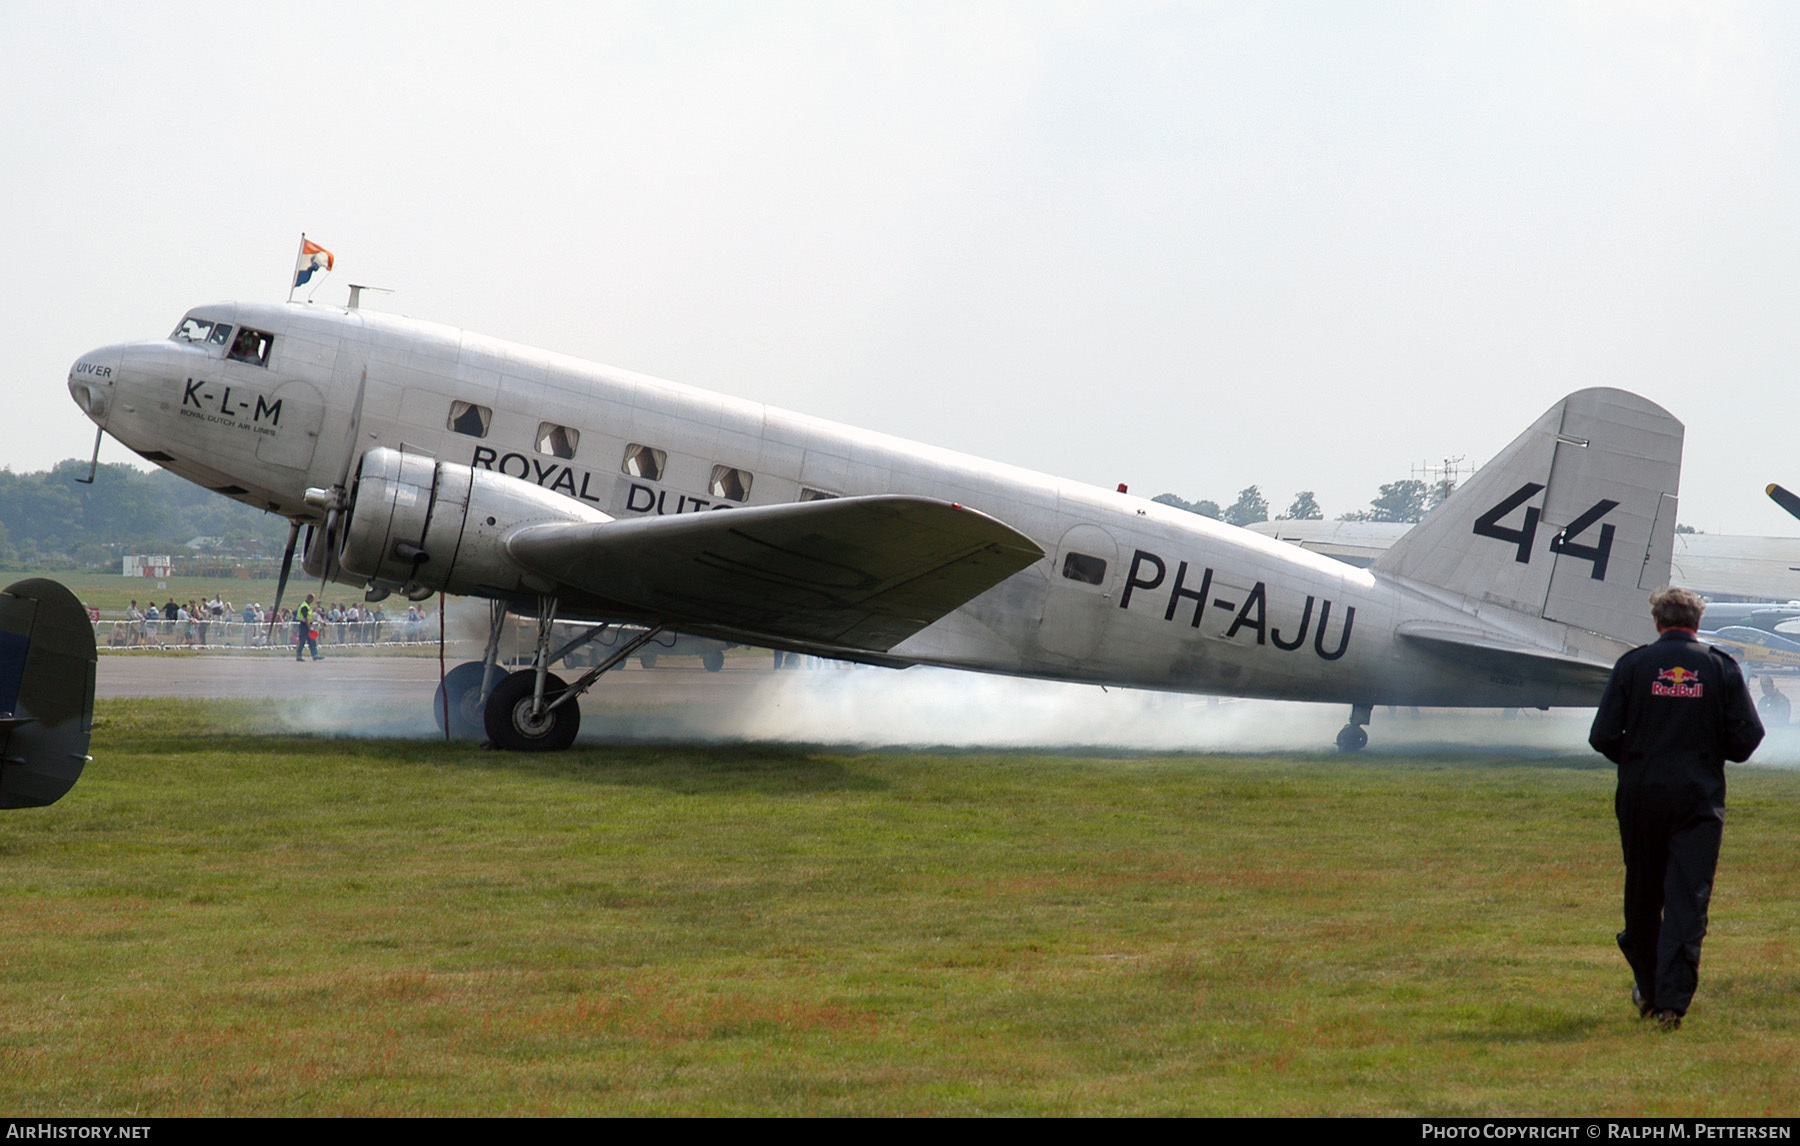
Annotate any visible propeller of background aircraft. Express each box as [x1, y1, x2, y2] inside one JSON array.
[[1767, 483, 1800, 525]]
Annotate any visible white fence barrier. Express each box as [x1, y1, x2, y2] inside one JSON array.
[[94, 617, 441, 651]]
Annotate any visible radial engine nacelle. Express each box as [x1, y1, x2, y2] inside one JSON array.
[[304, 447, 611, 599]]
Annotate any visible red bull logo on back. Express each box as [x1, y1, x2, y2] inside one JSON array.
[[1652, 665, 1704, 698]]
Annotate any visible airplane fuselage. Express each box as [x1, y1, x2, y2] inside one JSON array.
[[70, 300, 1638, 710]]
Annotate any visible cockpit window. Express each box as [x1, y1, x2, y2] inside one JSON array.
[[227, 327, 273, 367], [172, 317, 233, 347]]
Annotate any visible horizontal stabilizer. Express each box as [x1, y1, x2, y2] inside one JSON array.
[[507, 495, 1045, 651], [1395, 621, 1614, 691]]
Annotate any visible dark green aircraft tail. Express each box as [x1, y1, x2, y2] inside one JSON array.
[[0, 578, 97, 809]]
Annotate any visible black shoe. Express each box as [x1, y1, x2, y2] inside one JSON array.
[[1632, 984, 1653, 1018], [1654, 1009, 1683, 1031]]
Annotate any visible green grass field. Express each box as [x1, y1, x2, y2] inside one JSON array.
[[2, 701, 1796, 1115], [7, 569, 465, 621], [13, 570, 282, 614]]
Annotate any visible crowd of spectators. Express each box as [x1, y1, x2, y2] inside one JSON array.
[[101, 596, 432, 649]]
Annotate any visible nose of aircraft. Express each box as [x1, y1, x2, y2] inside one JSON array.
[[67, 346, 122, 425]]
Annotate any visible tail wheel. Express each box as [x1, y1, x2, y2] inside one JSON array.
[[433, 661, 490, 740], [484, 670, 581, 752]]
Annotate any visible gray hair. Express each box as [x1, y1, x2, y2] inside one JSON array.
[[1649, 586, 1705, 631]]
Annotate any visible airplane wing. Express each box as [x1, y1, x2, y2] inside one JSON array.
[[506, 495, 1045, 651], [1394, 621, 1615, 691]]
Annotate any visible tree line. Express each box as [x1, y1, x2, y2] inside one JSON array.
[[0, 460, 292, 569], [1156, 480, 1702, 533], [1154, 479, 1449, 527]]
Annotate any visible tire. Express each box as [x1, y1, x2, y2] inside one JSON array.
[[484, 670, 581, 752], [702, 650, 725, 672], [1335, 724, 1368, 753], [433, 661, 491, 740], [639, 651, 658, 670]]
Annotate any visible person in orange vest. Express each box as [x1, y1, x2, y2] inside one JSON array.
[[295, 593, 323, 662]]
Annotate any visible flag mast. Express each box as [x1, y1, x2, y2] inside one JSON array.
[[287, 232, 307, 302], [288, 233, 335, 303]]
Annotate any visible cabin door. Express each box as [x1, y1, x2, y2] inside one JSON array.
[[1038, 523, 1119, 660]]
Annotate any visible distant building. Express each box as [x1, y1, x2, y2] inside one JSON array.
[[122, 555, 173, 578]]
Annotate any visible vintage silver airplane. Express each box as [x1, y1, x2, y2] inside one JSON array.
[[65, 299, 1683, 753]]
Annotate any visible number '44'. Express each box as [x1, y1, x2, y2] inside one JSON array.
[[1472, 482, 1618, 581]]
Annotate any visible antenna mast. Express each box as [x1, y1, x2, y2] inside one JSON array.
[[347, 284, 394, 310], [1411, 455, 1471, 508]]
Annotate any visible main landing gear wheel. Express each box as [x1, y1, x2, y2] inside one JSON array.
[[484, 669, 581, 752], [702, 650, 725, 673], [1336, 723, 1368, 753], [434, 661, 490, 740]]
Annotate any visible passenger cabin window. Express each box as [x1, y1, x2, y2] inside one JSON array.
[[535, 422, 579, 459], [1061, 552, 1107, 585], [622, 443, 665, 481], [226, 327, 273, 367], [171, 317, 233, 348], [710, 465, 753, 503], [448, 401, 492, 438], [799, 487, 839, 502]]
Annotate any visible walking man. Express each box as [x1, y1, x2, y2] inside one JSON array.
[[1589, 587, 1763, 1030], [295, 593, 323, 662]]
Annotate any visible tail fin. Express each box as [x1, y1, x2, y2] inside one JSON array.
[[1373, 387, 1682, 646]]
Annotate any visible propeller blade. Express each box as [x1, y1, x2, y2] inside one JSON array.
[[335, 369, 368, 490], [1768, 483, 1800, 524], [267, 518, 302, 641], [318, 507, 341, 598], [74, 426, 104, 485], [316, 369, 369, 596]]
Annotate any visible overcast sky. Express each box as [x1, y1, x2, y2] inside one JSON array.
[[5, 1, 1797, 533]]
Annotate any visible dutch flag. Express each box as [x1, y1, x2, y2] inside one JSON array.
[[292, 235, 335, 290]]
